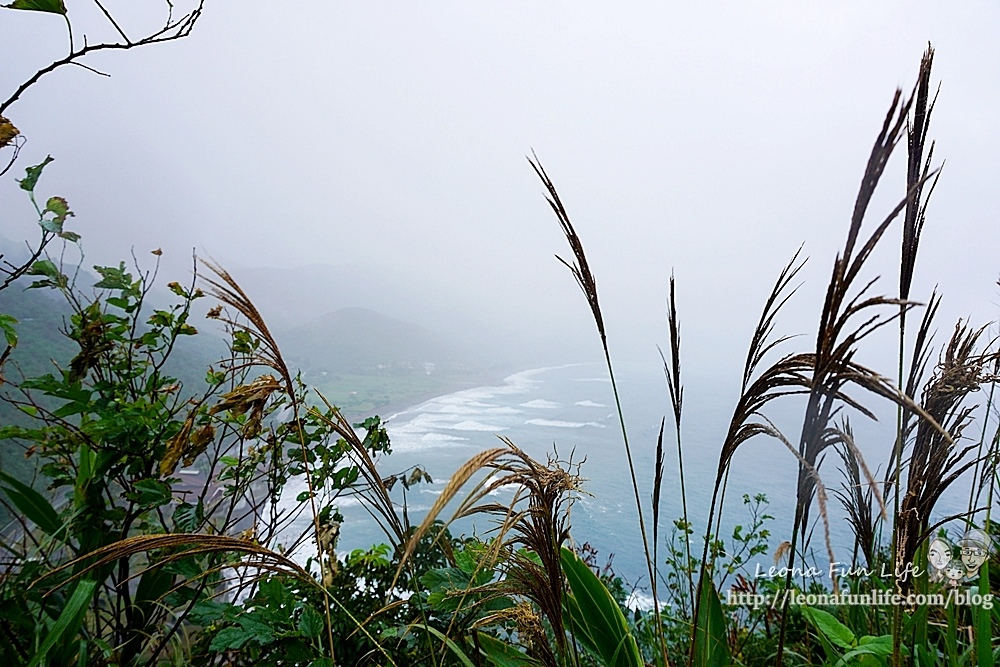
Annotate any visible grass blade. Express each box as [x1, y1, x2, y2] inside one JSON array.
[[692, 573, 730, 667], [27, 578, 97, 667], [0, 469, 62, 537], [561, 546, 642, 667]]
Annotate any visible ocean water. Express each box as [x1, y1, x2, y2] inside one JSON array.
[[280, 362, 986, 592]]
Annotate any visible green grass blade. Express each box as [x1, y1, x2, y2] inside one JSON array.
[[692, 573, 730, 667], [477, 633, 541, 667], [561, 546, 642, 667], [975, 564, 994, 667], [419, 624, 476, 667], [27, 578, 97, 667], [0, 470, 62, 537]]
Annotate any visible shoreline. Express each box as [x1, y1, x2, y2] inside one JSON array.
[[318, 363, 522, 425], [377, 366, 516, 419], [376, 361, 600, 420]]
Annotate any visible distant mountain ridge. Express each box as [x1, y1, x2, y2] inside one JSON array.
[[279, 306, 474, 375]]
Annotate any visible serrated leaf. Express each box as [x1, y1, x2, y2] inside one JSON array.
[[209, 626, 255, 652], [93, 263, 131, 290], [0, 116, 18, 148], [298, 605, 324, 638], [18, 155, 53, 191], [5, 0, 66, 14], [189, 599, 234, 625], [44, 196, 72, 221], [172, 501, 203, 532]]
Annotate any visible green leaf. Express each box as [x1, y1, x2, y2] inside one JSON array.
[[172, 501, 203, 532], [420, 567, 472, 592], [419, 624, 476, 667], [189, 599, 237, 625], [26, 259, 67, 288], [131, 478, 173, 509], [0, 470, 62, 537], [0, 313, 18, 347], [802, 606, 856, 650], [93, 263, 131, 291], [74, 443, 96, 510], [58, 230, 81, 242], [477, 633, 541, 667], [561, 546, 643, 667], [39, 217, 63, 233], [44, 196, 72, 223], [134, 566, 174, 617], [833, 636, 902, 667], [298, 605, 324, 639], [975, 564, 993, 667], [18, 155, 53, 191], [27, 579, 97, 667], [24, 261, 68, 290], [209, 626, 255, 652], [5, 0, 66, 14], [691, 570, 731, 667]]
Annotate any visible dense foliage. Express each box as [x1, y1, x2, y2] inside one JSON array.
[[1, 6, 998, 664]]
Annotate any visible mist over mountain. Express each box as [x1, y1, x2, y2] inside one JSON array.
[[280, 306, 473, 375], [227, 261, 592, 372]]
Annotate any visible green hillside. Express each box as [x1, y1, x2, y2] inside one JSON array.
[[278, 306, 502, 418]]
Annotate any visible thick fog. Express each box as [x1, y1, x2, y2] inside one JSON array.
[[2, 2, 999, 381]]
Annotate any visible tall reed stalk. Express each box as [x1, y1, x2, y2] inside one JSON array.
[[660, 273, 693, 610], [773, 85, 948, 664], [890, 44, 938, 665], [527, 153, 668, 662]]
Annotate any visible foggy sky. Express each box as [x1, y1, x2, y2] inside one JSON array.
[[3, 2, 1000, 383]]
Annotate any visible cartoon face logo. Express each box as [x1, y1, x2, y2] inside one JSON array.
[[944, 559, 966, 587], [928, 537, 953, 583], [958, 528, 992, 579]]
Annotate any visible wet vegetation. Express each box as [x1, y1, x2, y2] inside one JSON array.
[[1, 5, 998, 665]]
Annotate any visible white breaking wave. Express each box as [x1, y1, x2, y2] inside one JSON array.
[[448, 420, 508, 431], [420, 433, 468, 442], [625, 590, 668, 612], [430, 405, 522, 416], [524, 419, 606, 429], [520, 399, 560, 409]]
